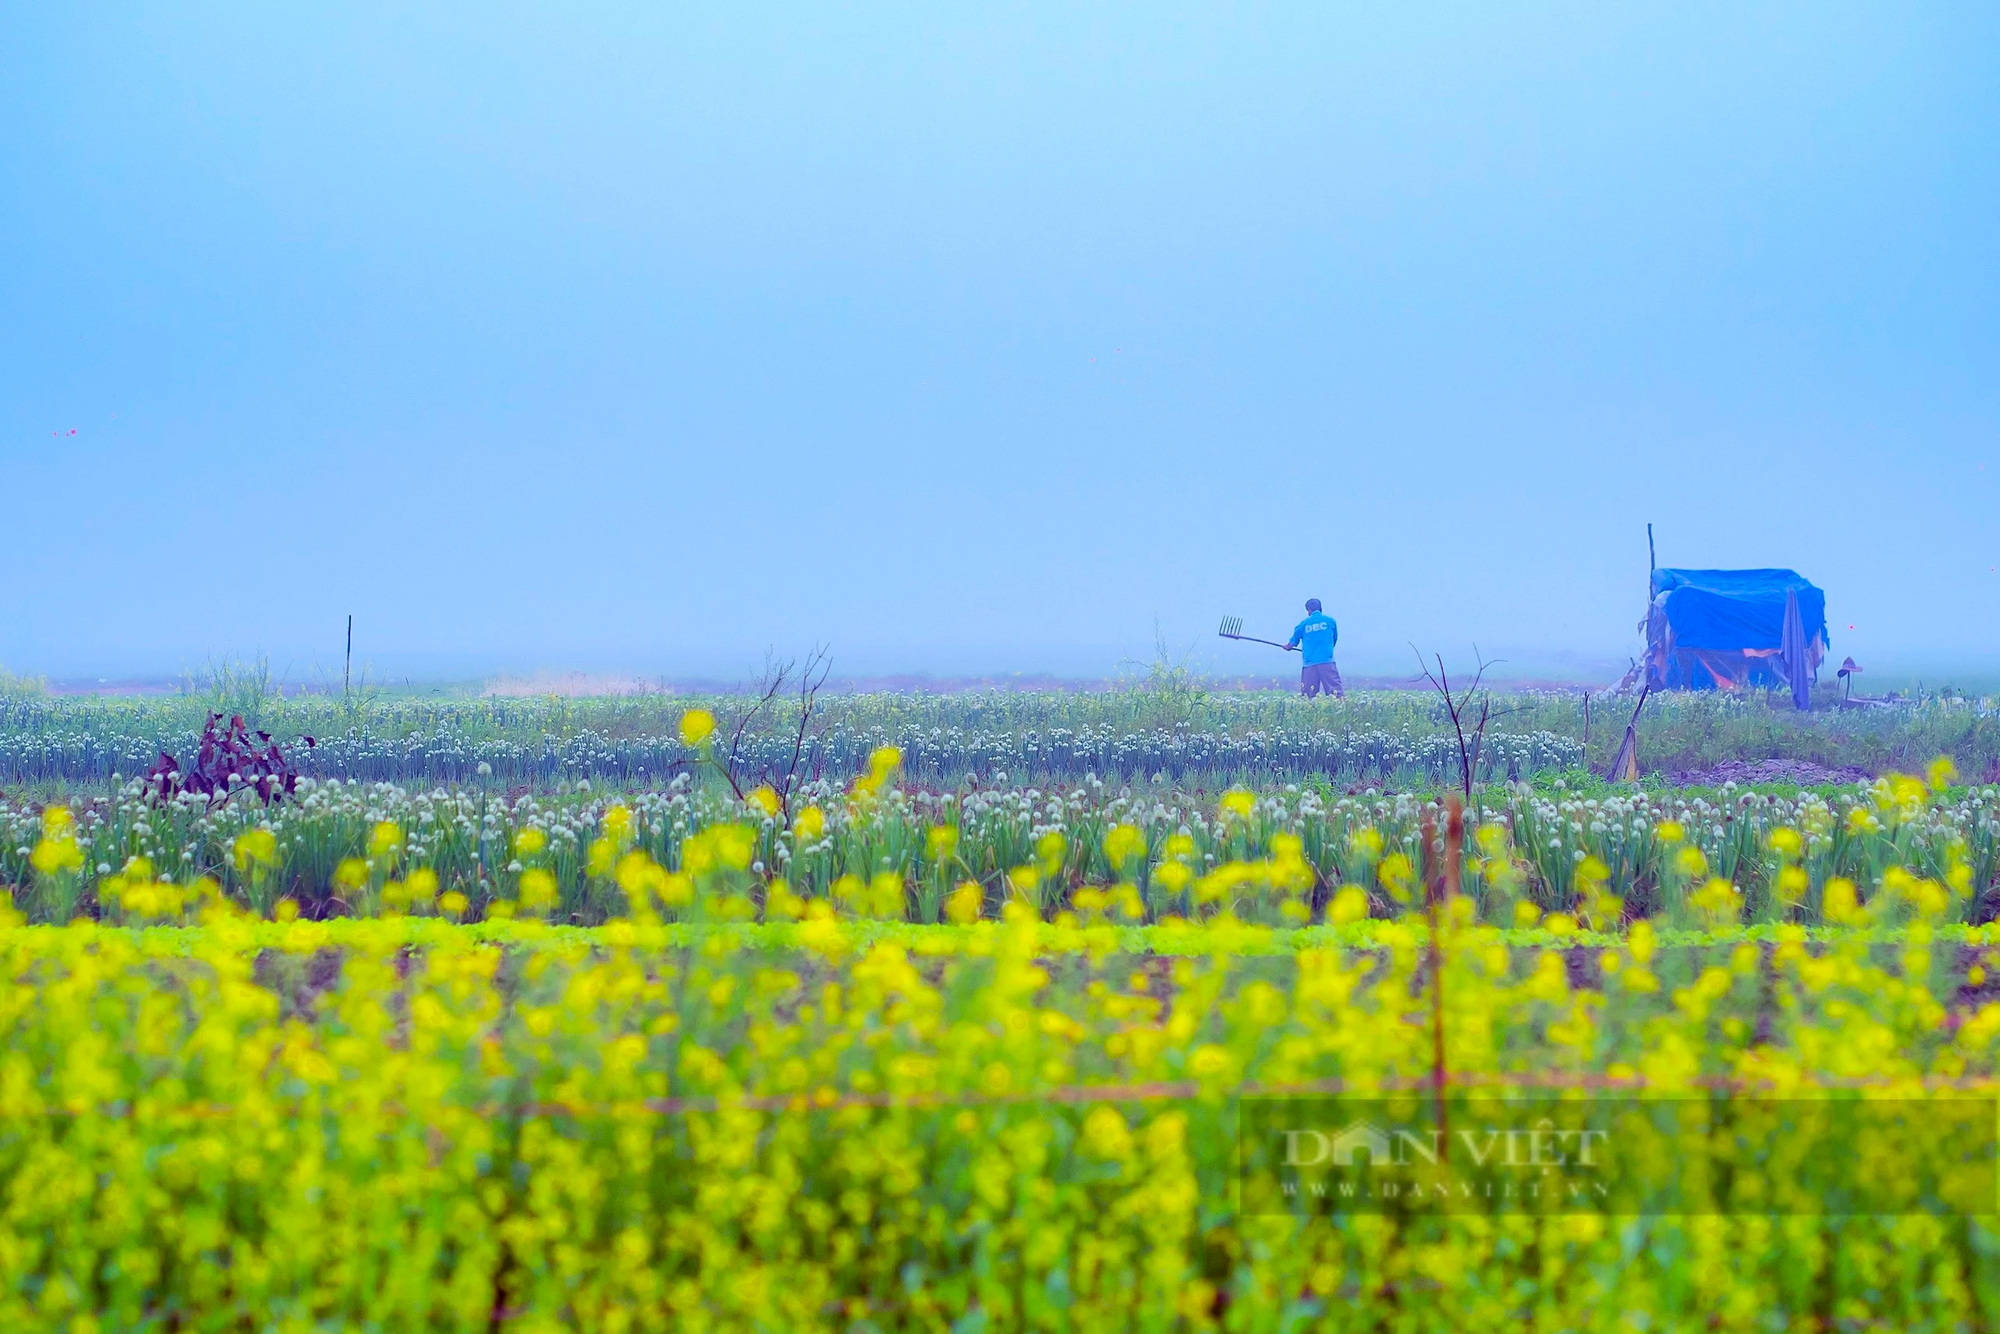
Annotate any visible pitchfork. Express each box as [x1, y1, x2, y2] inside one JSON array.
[[1217, 616, 1298, 652]]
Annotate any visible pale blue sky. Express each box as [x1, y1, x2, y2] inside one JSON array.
[[3, 4, 1995, 684]]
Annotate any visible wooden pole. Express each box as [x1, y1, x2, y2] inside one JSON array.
[[1606, 684, 1650, 782], [1444, 793, 1463, 901], [1427, 794, 1463, 1158], [1644, 523, 1658, 694]]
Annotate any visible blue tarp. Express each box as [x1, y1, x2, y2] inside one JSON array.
[[1650, 568, 1827, 652]]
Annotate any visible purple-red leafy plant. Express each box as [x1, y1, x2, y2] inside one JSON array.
[[146, 712, 314, 808]]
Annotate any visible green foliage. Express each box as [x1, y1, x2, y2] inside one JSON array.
[[5, 769, 1994, 931], [1121, 624, 1210, 732], [0, 667, 45, 702], [3, 684, 1993, 792], [1, 918, 1998, 1328]]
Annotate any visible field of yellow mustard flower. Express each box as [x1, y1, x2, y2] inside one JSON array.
[[2, 720, 1999, 1328]]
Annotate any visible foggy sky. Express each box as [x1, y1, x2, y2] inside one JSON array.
[[3, 3, 1995, 686]]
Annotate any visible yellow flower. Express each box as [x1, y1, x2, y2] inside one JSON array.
[[1655, 819, 1684, 844], [1767, 827, 1802, 859], [1035, 830, 1066, 871], [793, 805, 825, 842], [1007, 865, 1041, 900], [1187, 1045, 1231, 1077], [763, 876, 805, 921], [438, 890, 469, 918], [927, 824, 959, 860], [1328, 884, 1369, 926], [1878, 773, 1928, 817], [1219, 789, 1255, 821], [1349, 826, 1384, 859], [851, 750, 901, 804], [1378, 852, 1416, 903], [514, 827, 548, 858], [29, 804, 83, 877], [616, 849, 668, 905], [1928, 756, 1959, 792], [332, 858, 369, 892], [1102, 823, 1145, 867], [1081, 1106, 1133, 1159], [367, 821, 403, 860], [1674, 845, 1708, 879], [684, 824, 757, 875], [851, 750, 902, 802], [1885, 866, 1950, 920], [232, 828, 278, 873], [679, 708, 717, 747], [603, 804, 634, 843], [745, 786, 780, 819], [866, 871, 904, 918], [712, 824, 756, 871], [1949, 860, 1975, 898], [404, 867, 438, 902], [1691, 876, 1742, 925], [519, 868, 558, 913], [30, 835, 83, 876], [1268, 832, 1313, 894]]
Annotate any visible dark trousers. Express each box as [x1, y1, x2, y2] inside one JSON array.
[[1301, 661, 1344, 698]]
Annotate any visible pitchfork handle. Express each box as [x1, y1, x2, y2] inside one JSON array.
[[1220, 633, 1299, 652]]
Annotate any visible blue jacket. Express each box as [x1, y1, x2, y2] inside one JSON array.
[[1288, 612, 1338, 665]]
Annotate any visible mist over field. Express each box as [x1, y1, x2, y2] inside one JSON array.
[[3, 4, 1996, 688]]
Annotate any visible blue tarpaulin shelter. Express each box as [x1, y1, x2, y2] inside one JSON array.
[[1643, 568, 1829, 708]]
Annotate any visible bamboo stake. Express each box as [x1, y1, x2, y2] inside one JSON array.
[[1428, 795, 1463, 1157]]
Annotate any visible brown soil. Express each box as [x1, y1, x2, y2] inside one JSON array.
[[1666, 758, 1874, 788]]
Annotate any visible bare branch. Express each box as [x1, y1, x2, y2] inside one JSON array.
[[1411, 644, 1505, 802], [778, 645, 833, 819], [716, 652, 792, 803]]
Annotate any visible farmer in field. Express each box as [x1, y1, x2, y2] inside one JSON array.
[[1287, 598, 1344, 699]]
